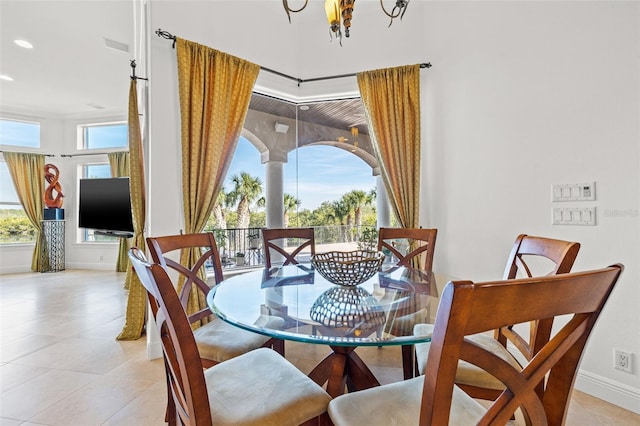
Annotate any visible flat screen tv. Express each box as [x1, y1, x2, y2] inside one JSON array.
[[78, 177, 134, 238]]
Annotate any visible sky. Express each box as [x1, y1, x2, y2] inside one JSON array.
[[1, 122, 376, 212], [226, 136, 376, 211]]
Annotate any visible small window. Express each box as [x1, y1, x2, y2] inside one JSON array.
[[80, 163, 120, 242], [0, 161, 36, 243], [80, 122, 128, 150], [84, 163, 111, 179], [0, 118, 40, 148]]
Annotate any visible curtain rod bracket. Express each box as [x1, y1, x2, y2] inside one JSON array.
[[130, 60, 148, 81], [156, 29, 177, 48]]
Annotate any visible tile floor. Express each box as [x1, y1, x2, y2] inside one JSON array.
[[1, 269, 638, 425]]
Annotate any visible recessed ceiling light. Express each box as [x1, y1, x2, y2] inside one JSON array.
[[14, 39, 33, 49], [0, 75, 14, 81], [299, 105, 309, 111]]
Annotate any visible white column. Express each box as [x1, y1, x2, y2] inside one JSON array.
[[265, 161, 284, 229], [376, 175, 391, 228]]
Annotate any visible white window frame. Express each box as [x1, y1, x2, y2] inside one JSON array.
[[77, 121, 128, 151], [0, 116, 41, 149]]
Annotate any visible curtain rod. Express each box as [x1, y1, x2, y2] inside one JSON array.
[[60, 151, 128, 158], [155, 29, 431, 86], [2, 152, 128, 158], [0, 150, 57, 157], [0, 151, 128, 158]]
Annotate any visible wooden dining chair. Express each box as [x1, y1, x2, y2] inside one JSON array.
[[328, 264, 623, 426], [129, 247, 331, 426], [263, 227, 316, 267], [377, 227, 438, 379], [377, 227, 438, 271], [414, 233, 581, 399], [146, 232, 284, 368]]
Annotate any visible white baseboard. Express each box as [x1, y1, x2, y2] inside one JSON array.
[[0, 265, 32, 274], [65, 262, 115, 271], [1, 263, 114, 273], [575, 369, 640, 414]]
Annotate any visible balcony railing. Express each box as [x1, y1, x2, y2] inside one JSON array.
[[204, 225, 378, 269]]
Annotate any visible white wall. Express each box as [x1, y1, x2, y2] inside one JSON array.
[[420, 2, 639, 411], [146, 0, 639, 412]]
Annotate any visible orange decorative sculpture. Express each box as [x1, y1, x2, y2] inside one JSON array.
[[44, 164, 64, 208]]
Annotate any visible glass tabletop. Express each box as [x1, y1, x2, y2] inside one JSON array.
[[207, 264, 454, 347]]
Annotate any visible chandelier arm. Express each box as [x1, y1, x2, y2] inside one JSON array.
[[283, 0, 309, 14], [400, 0, 410, 20], [380, 0, 402, 19]]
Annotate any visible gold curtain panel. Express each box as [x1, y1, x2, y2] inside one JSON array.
[[176, 38, 259, 320], [117, 80, 147, 341], [4, 152, 45, 271], [357, 64, 421, 229], [108, 152, 131, 273]]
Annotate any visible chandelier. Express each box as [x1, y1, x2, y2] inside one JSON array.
[[283, 0, 410, 43]]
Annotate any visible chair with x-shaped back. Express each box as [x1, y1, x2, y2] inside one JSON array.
[[129, 247, 331, 426], [377, 227, 438, 379], [328, 264, 623, 425], [414, 233, 581, 400], [147, 232, 284, 368], [262, 227, 316, 268], [377, 227, 438, 271]]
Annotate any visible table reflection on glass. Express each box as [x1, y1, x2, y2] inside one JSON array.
[[207, 264, 453, 397]]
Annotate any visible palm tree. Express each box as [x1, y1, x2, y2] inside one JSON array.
[[344, 190, 370, 229], [283, 193, 302, 227], [227, 172, 263, 230], [212, 188, 229, 230], [330, 200, 350, 243]]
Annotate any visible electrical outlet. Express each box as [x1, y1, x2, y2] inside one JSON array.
[[614, 349, 633, 373]]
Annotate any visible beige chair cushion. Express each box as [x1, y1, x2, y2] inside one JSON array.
[[206, 348, 331, 426], [328, 375, 486, 426], [194, 317, 275, 362], [414, 324, 523, 390]]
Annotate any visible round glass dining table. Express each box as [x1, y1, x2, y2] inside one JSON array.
[[207, 264, 453, 397]]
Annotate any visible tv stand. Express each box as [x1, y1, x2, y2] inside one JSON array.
[[41, 220, 65, 272], [95, 230, 134, 239]]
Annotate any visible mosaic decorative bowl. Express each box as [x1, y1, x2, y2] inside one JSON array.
[[311, 250, 385, 287], [310, 286, 385, 330]]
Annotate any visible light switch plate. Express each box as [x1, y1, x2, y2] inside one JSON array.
[[551, 182, 596, 202], [552, 207, 596, 225]]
